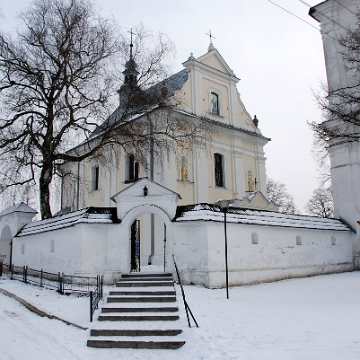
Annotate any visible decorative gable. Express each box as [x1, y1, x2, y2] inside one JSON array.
[[111, 178, 181, 220], [196, 49, 237, 78], [232, 191, 280, 212]]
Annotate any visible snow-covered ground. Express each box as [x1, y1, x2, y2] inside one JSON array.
[[1, 271, 360, 360]]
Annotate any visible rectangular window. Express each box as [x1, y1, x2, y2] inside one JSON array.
[[214, 153, 224, 187], [91, 165, 99, 191], [125, 154, 139, 183]]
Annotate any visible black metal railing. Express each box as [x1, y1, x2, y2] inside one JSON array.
[[90, 276, 103, 322], [0, 262, 10, 276], [8, 265, 103, 321], [172, 255, 199, 328]]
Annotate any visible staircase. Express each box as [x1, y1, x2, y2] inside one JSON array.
[[87, 273, 186, 350]]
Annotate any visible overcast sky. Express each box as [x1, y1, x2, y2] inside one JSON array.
[[0, 0, 327, 212]]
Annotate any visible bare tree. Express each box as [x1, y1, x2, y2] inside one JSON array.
[[306, 185, 334, 218], [310, 11, 360, 143], [0, 0, 202, 219], [266, 178, 299, 214]]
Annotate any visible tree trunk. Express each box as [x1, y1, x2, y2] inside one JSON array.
[[39, 165, 53, 219]]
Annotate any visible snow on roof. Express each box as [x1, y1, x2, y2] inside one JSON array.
[[175, 204, 350, 231], [0, 202, 37, 218], [17, 208, 116, 237]]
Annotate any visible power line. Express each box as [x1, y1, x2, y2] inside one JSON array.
[[329, 0, 357, 16], [267, 0, 320, 32], [299, 0, 354, 31], [266, 0, 336, 40]]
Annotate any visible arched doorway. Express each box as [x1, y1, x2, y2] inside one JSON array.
[[124, 205, 173, 274], [0, 225, 12, 265]]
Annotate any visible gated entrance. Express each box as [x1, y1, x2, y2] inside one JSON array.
[[130, 219, 140, 272]]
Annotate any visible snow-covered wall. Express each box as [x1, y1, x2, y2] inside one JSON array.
[[11, 204, 355, 287], [172, 207, 354, 287], [11, 208, 129, 284]]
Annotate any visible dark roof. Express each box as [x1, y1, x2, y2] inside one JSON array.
[[149, 68, 188, 98], [90, 69, 189, 138]]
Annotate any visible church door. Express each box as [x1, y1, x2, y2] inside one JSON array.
[[130, 219, 140, 272]]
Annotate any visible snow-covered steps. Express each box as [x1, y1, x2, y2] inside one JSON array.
[[115, 273, 174, 287], [87, 337, 185, 349], [87, 273, 185, 350], [101, 306, 179, 313]]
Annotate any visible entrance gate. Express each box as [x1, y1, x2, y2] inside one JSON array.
[[130, 220, 140, 272]]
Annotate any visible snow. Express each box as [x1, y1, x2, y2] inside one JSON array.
[[176, 206, 349, 231], [17, 208, 113, 237], [1, 271, 360, 359]]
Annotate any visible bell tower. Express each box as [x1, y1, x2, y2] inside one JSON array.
[[118, 29, 140, 106], [310, 0, 360, 262]]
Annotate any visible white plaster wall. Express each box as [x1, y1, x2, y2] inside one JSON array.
[[12, 222, 129, 284], [11, 212, 354, 288], [173, 220, 353, 288]]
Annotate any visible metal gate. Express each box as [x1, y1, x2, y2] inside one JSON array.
[[131, 219, 140, 272]]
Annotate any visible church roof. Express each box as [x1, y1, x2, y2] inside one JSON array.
[[175, 204, 350, 231], [89, 68, 189, 139], [0, 202, 37, 218]]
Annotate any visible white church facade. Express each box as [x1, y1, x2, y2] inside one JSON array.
[[1, 0, 359, 287]]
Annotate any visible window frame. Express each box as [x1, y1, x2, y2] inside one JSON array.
[[125, 153, 139, 183], [91, 165, 100, 192], [214, 152, 225, 188]]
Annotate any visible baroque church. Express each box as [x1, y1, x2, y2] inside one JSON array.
[[60, 40, 275, 213], [1, 0, 359, 287], [57, 37, 278, 269]]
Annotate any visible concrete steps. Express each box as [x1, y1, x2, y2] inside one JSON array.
[[87, 273, 185, 350]]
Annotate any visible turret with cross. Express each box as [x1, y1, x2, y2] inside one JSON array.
[[206, 30, 216, 52]]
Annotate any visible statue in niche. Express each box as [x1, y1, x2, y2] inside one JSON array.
[[248, 177, 255, 192], [211, 93, 219, 115], [181, 161, 188, 181]]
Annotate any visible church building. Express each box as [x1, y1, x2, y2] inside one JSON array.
[[1, 2, 359, 287], [57, 39, 278, 269]]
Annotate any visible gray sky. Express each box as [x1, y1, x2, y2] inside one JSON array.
[[0, 0, 327, 212]]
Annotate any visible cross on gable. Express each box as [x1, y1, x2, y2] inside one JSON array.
[[206, 30, 216, 44]]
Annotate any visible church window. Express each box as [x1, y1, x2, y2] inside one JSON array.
[[21, 244, 25, 254], [180, 156, 188, 181], [125, 154, 139, 183], [296, 235, 302, 245], [251, 232, 259, 244], [91, 165, 99, 191], [50, 240, 55, 253], [210, 92, 219, 115], [214, 153, 224, 187]]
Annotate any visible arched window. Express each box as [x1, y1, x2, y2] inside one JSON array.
[[210, 92, 220, 115], [21, 244, 25, 254], [331, 236, 336, 245], [180, 156, 188, 181], [296, 235, 302, 245], [214, 153, 224, 187]]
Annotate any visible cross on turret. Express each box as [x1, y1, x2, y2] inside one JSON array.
[[206, 30, 216, 51]]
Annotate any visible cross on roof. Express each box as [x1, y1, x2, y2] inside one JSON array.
[[206, 30, 216, 44], [127, 28, 136, 58], [128, 28, 136, 45]]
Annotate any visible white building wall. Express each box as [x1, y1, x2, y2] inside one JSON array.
[[173, 220, 353, 288]]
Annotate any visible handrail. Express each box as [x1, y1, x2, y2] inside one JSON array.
[[172, 255, 199, 328]]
